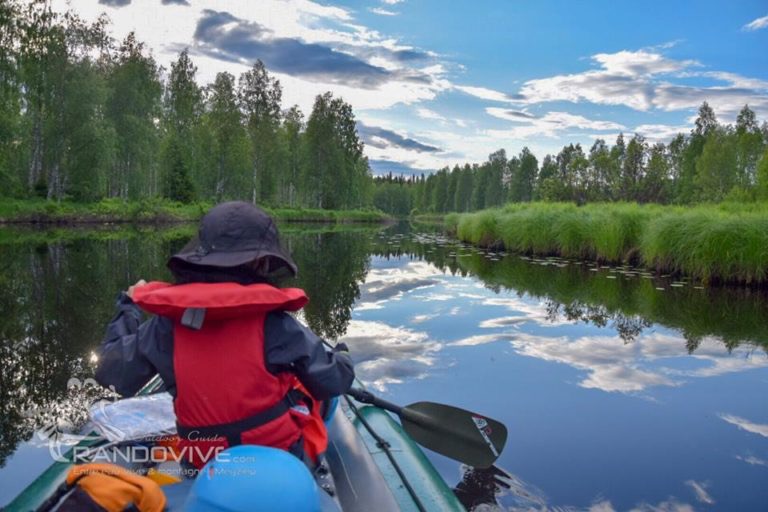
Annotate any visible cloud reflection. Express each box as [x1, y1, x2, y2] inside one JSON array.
[[685, 480, 714, 505], [480, 296, 577, 327], [452, 329, 768, 394], [340, 320, 440, 390], [719, 414, 768, 438], [734, 454, 768, 467], [451, 334, 518, 347]]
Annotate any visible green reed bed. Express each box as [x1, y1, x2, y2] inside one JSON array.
[[447, 202, 768, 285]]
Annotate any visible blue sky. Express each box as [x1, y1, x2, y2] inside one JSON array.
[[57, 0, 768, 174]]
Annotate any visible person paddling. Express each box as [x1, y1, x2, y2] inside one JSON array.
[[95, 201, 355, 469]]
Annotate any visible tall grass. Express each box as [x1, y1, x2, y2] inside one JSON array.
[[448, 202, 768, 285]]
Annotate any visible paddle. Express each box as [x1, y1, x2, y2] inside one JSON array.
[[346, 387, 507, 469]]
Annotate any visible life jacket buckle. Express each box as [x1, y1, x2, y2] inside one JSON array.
[[181, 308, 206, 330]]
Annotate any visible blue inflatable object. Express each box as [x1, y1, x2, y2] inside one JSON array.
[[183, 445, 321, 512], [323, 396, 339, 426]]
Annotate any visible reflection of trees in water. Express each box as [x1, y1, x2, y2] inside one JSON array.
[[370, 227, 768, 353], [3, 222, 767, 469], [0, 234, 176, 467], [0, 226, 374, 466], [284, 230, 371, 340], [545, 299, 652, 343]]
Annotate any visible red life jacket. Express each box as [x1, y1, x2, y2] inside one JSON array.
[[132, 281, 326, 468]]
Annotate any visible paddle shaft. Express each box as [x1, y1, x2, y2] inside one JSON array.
[[347, 388, 436, 430], [346, 388, 402, 415]]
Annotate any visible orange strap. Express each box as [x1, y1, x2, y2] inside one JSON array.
[[293, 381, 329, 462], [66, 463, 166, 512]]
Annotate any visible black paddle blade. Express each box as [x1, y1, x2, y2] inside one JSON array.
[[399, 401, 507, 468]]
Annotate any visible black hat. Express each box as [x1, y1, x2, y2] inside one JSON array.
[[168, 201, 298, 278]]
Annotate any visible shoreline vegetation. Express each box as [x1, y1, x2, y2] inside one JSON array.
[[445, 202, 768, 286], [0, 199, 391, 225]]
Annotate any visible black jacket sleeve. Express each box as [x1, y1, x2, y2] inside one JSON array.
[[95, 293, 176, 397], [96, 295, 351, 401], [264, 311, 355, 401]]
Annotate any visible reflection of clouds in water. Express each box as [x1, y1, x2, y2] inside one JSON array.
[[641, 334, 768, 380], [735, 454, 768, 467], [719, 414, 768, 438], [451, 334, 518, 347], [593, 499, 696, 512], [503, 496, 698, 512], [456, 330, 768, 394], [340, 320, 440, 391], [360, 277, 439, 302], [420, 293, 455, 302], [685, 480, 714, 505], [511, 333, 678, 393], [411, 313, 438, 324], [356, 260, 444, 310], [480, 297, 576, 327], [479, 317, 527, 328]]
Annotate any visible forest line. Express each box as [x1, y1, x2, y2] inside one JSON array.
[[2, 2, 767, 221], [0, 1, 371, 211]]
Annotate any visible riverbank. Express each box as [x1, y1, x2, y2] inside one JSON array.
[[445, 202, 768, 285], [0, 199, 391, 225]]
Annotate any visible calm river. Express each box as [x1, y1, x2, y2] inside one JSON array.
[[1, 222, 766, 510]]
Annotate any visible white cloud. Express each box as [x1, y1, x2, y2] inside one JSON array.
[[719, 414, 768, 438], [454, 84, 514, 103], [369, 7, 398, 16], [52, 0, 447, 115], [742, 14, 768, 31], [591, 50, 699, 77], [633, 124, 691, 143], [416, 107, 446, 121], [513, 48, 768, 120], [382, 0, 404, 4], [486, 109, 625, 139]]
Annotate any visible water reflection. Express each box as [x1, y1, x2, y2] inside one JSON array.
[[0, 234, 173, 467], [340, 320, 440, 390], [452, 465, 546, 511], [0, 225, 375, 470], [2, 223, 768, 510], [370, 230, 768, 350], [719, 414, 768, 438]]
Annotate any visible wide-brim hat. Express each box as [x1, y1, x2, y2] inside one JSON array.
[[168, 201, 298, 278]]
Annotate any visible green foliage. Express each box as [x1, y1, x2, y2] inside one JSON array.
[[0, 198, 388, 224], [449, 202, 768, 284], [757, 148, 768, 199], [106, 32, 162, 199], [2, 4, 765, 220], [161, 136, 196, 203], [1, 8, 375, 211], [695, 127, 738, 201], [302, 92, 370, 210]]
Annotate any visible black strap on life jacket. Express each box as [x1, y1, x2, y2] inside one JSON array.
[[176, 389, 308, 448]]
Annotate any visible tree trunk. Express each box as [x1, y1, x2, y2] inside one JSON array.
[[28, 114, 43, 192]]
